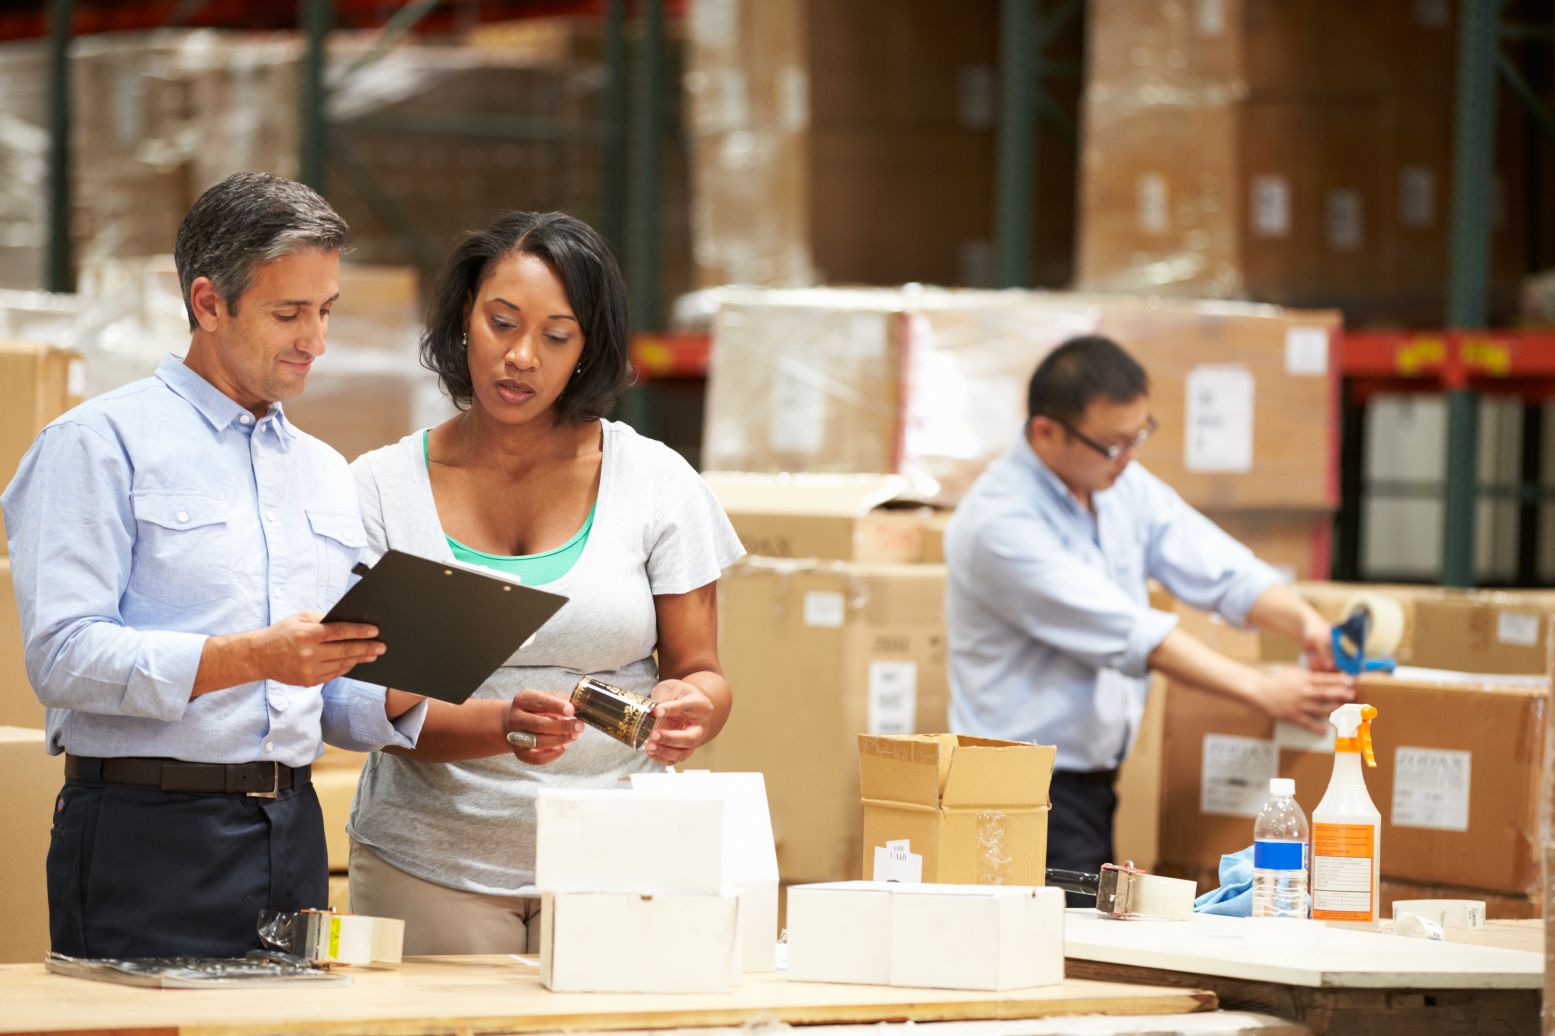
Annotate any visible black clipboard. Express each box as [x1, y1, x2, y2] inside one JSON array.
[[323, 549, 568, 704]]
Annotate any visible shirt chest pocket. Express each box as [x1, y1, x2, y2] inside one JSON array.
[[130, 493, 232, 606], [307, 509, 366, 606]]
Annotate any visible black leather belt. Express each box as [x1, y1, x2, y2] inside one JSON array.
[[65, 755, 311, 798]]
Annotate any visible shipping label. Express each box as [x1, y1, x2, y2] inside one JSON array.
[[1200, 734, 1276, 817], [802, 591, 845, 628], [1251, 176, 1291, 238], [1496, 610, 1540, 647], [1325, 188, 1365, 253], [1391, 747, 1471, 832], [867, 660, 918, 735], [1137, 173, 1169, 235], [874, 839, 923, 883], [1284, 327, 1329, 377], [1185, 364, 1254, 473]]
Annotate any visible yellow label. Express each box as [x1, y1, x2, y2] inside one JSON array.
[[328, 916, 341, 960]]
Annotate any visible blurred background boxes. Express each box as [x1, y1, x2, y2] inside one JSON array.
[[0, 727, 58, 964]]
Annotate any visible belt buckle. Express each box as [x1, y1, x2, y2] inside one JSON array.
[[246, 761, 281, 799]]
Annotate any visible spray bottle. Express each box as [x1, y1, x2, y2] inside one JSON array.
[[1310, 703, 1380, 926]]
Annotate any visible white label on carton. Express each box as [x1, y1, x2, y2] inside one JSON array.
[[768, 359, 825, 455], [1201, 734, 1276, 817], [1325, 188, 1364, 253], [778, 66, 809, 133], [1284, 327, 1329, 377], [691, 0, 737, 47], [1251, 176, 1291, 238], [956, 64, 996, 129], [66, 359, 85, 397], [1392, 747, 1471, 832], [867, 661, 918, 735], [1496, 610, 1541, 647], [847, 313, 888, 359], [1137, 173, 1169, 235], [1185, 365, 1254, 473], [1196, 0, 1226, 35], [1399, 167, 1436, 229], [802, 591, 846, 628], [873, 840, 923, 883], [1414, 0, 1449, 27]]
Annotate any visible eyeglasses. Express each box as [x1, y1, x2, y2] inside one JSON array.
[[1055, 415, 1159, 462]]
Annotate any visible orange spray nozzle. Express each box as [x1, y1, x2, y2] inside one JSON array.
[[1358, 704, 1377, 767]]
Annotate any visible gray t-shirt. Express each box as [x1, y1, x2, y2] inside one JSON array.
[[345, 419, 745, 894]]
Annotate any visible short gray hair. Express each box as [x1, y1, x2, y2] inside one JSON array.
[[173, 172, 350, 329]]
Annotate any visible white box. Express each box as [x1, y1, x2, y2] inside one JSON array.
[[534, 788, 724, 895], [539, 892, 741, 993], [630, 770, 780, 972], [785, 881, 1065, 991]]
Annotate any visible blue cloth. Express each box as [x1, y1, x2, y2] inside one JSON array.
[[1195, 846, 1256, 915], [944, 431, 1284, 771], [1, 354, 426, 766]]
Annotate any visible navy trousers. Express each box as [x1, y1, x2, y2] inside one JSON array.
[[1047, 769, 1119, 908], [46, 777, 329, 958]]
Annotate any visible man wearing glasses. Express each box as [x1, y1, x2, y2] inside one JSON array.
[[943, 335, 1352, 898]]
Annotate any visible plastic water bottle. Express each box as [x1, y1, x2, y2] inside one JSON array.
[[1251, 777, 1309, 919]]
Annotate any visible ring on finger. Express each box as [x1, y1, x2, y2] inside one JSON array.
[[506, 730, 539, 750]]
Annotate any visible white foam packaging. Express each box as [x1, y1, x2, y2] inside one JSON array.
[[533, 787, 724, 895], [786, 881, 1065, 991], [630, 770, 780, 972], [538, 891, 742, 993]]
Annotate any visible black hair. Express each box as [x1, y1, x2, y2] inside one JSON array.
[[421, 211, 632, 423], [1026, 335, 1149, 424]]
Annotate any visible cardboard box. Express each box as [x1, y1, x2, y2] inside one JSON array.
[[703, 473, 929, 564], [702, 288, 1340, 511], [787, 881, 1064, 991], [630, 771, 779, 972], [0, 343, 84, 555], [1114, 676, 1168, 871], [1159, 671, 1546, 895], [313, 763, 362, 874], [1409, 595, 1554, 676], [698, 559, 950, 883], [859, 734, 1055, 886], [534, 788, 725, 895], [0, 727, 59, 964], [539, 892, 741, 993], [0, 558, 41, 730]]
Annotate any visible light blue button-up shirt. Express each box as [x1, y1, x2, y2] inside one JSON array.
[[945, 431, 1282, 772], [1, 354, 426, 766]]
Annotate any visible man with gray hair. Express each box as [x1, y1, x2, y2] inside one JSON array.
[[2, 172, 426, 958]]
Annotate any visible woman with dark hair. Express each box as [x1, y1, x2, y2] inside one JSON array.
[[344, 211, 743, 953]]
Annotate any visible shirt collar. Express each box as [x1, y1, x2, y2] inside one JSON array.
[[1007, 428, 1087, 514], [154, 353, 294, 444]]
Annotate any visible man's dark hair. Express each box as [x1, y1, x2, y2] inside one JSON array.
[[1026, 335, 1149, 425], [421, 210, 632, 424], [173, 172, 350, 330]]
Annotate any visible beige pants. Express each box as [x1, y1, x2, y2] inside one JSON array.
[[348, 840, 542, 955]]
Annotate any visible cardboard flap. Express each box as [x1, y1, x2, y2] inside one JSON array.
[[941, 738, 1056, 809], [704, 472, 914, 518], [858, 734, 955, 806]]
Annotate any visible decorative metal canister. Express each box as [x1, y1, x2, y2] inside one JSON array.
[[570, 675, 657, 749]]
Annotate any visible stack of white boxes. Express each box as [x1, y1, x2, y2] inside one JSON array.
[[533, 773, 779, 993]]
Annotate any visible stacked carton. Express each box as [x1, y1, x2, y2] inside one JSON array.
[[0, 728, 61, 963], [1077, 0, 1528, 324], [685, 0, 1077, 289], [1145, 583, 1555, 918]]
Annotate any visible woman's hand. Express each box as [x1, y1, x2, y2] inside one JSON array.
[[506, 689, 583, 765], [645, 679, 715, 766]]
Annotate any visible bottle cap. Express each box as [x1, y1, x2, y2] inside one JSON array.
[[1269, 777, 1295, 797]]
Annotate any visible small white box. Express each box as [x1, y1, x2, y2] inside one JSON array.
[[630, 770, 780, 972], [785, 881, 1065, 991], [534, 788, 724, 895], [539, 892, 741, 993]]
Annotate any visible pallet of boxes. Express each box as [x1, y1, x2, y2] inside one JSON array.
[[694, 285, 1342, 886], [1151, 582, 1554, 920], [0, 339, 86, 964]]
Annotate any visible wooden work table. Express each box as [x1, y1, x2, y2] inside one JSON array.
[[1063, 910, 1543, 1036], [0, 955, 1214, 1036]]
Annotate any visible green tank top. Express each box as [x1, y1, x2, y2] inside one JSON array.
[[424, 429, 594, 585]]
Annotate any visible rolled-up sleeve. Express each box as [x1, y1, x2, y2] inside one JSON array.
[[969, 511, 1179, 678], [1141, 474, 1284, 626], [2, 422, 206, 721], [320, 678, 427, 751]]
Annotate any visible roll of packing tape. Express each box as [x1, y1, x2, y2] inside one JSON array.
[[1339, 591, 1406, 658], [1392, 898, 1486, 930]]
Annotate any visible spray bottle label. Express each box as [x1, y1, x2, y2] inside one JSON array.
[[1311, 822, 1375, 921]]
